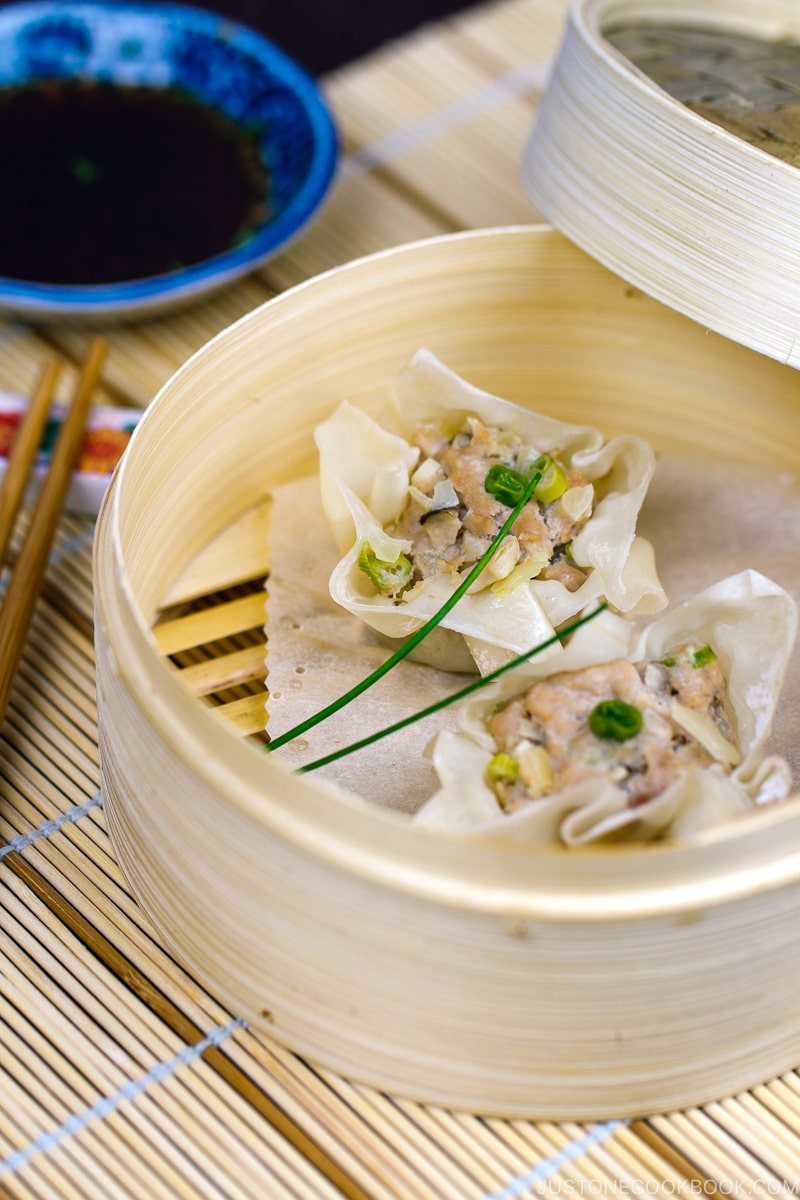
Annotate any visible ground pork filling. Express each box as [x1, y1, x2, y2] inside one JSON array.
[[371, 417, 594, 600], [485, 643, 739, 811]]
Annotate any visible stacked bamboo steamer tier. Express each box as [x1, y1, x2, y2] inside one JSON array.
[[522, 0, 800, 367], [94, 222, 800, 1120]]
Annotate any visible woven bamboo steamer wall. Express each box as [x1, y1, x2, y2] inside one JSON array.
[[522, 0, 800, 368], [94, 226, 800, 1121]]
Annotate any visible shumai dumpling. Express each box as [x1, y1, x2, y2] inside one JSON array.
[[315, 348, 665, 675], [414, 570, 797, 845]]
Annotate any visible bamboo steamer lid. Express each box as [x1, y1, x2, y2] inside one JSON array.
[[522, 0, 800, 367], [93, 225, 800, 1120]]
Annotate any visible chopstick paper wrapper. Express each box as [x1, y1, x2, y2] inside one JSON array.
[[265, 475, 467, 812], [0, 391, 141, 516]]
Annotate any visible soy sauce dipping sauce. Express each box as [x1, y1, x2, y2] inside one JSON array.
[[0, 79, 270, 285]]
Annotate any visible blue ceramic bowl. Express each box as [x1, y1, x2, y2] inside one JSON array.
[[0, 1, 338, 318]]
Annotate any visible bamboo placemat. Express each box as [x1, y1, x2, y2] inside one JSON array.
[[1, 0, 800, 1195]]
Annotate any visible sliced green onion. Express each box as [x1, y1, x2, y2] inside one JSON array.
[[532, 455, 568, 503], [589, 699, 643, 742], [692, 644, 717, 668], [484, 463, 528, 506], [661, 656, 676, 668], [357, 543, 412, 593], [484, 455, 569, 508], [486, 753, 520, 785]]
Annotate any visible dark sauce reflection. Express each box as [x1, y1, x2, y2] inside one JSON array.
[[0, 79, 270, 285]]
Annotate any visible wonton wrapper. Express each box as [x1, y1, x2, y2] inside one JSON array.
[[315, 349, 666, 675], [414, 570, 798, 846]]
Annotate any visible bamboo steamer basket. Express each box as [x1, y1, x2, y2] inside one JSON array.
[[94, 226, 800, 1120], [522, 0, 800, 368]]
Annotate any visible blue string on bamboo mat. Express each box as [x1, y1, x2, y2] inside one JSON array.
[[50, 523, 97, 563], [0, 520, 96, 606], [340, 60, 550, 179], [483, 1121, 631, 1200], [0, 791, 102, 861], [0, 1018, 247, 1177]]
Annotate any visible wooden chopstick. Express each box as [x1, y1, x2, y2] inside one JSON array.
[[0, 357, 61, 566], [0, 337, 106, 724]]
